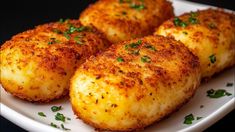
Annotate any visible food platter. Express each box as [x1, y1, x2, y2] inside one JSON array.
[[1, 0, 234, 131]]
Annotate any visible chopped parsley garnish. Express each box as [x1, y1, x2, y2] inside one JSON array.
[[55, 113, 66, 122], [126, 40, 142, 49], [119, 0, 131, 3], [122, 11, 127, 15], [38, 112, 46, 117], [65, 25, 88, 35], [145, 44, 156, 51], [119, 0, 145, 10], [50, 122, 59, 128], [58, 18, 67, 23], [63, 32, 70, 40], [184, 114, 194, 124], [188, 12, 199, 24], [51, 106, 62, 112], [183, 31, 188, 35], [226, 82, 233, 87], [130, 49, 140, 55], [184, 114, 203, 124], [74, 35, 84, 45], [197, 117, 203, 120], [207, 89, 232, 98], [53, 29, 62, 34], [48, 38, 59, 45], [130, 3, 145, 10], [141, 56, 151, 63], [117, 57, 124, 62], [209, 54, 216, 63], [190, 12, 198, 17], [208, 23, 216, 29], [61, 124, 71, 131], [188, 17, 199, 24], [173, 17, 187, 27]]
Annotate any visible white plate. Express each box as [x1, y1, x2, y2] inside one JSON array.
[[1, 0, 235, 131]]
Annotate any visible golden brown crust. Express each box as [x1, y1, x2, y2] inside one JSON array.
[[0, 19, 110, 102], [80, 0, 174, 43], [156, 9, 235, 78], [70, 35, 201, 131]]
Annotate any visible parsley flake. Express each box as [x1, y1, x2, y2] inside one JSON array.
[[141, 56, 151, 63], [55, 113, 66, 122], [61, 124, 71, 131], [38, 112, 46, 117], [50, 122, 59, 128], [207, 89, 232, 98], [117, 57, 124, 62], [173, 17, 187, 27], [184, 114, 194, 124], [145, 45, 156, 51], [130, 3, 145, 10], [197, 117, 203, 120], [51, 106, 62, 112], [208, 23, 216, 29], [226, 83, 233, 87], [209, 54, 216, 64], [74, 35, 84, 45]]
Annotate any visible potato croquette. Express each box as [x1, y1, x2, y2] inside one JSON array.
[[80, 0, 174, 43], [0, 19, 110, 102], [70, 35, 200, 131], [155, 9, 235, 78]]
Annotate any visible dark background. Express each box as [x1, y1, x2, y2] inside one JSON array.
[[0, 0, 234, 131]]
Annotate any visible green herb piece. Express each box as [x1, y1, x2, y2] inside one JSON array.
[[130, 49, 140, 55], [226, 83, 233, 87], [74, 35, 84, 45], [180, 22, 188, 27], [225, 92, 232, 96], [67, 117, 71, 120], [188, 17, 199, 24], [129, 40, 142, 48], [59, 18, 65, 23], [50, 122, 59, 128], [38, 112, 46, 117], [122, 11, 127, 15], [184, 114, 194, 124], [76, 26, 87, 32], [53, 29, 62, 34], [48, 38, 60, 45], [119, 0, 132, 3], [190, 12, 198, 17], [208, 23, 216, 29], [173, 17, 181, 26], [61, 124, 71, 131], [117, 57, 124, 62], [145, 45, 156, 51], [207, 89, 232, 98], [183, 31, 188, 35], [130, 3, 145, 10], [209, 54, 216, 64], [196, 117, 203, 120], [141, 56, 151, 63], [51, 106, 62, 112], [63, 32, 70, 40], [188, 12, 199, 24], [173, 17, 187, 27], [55, 113, 66, 122], [66, 25, 87, 34], [68, 25, 77, 34]]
